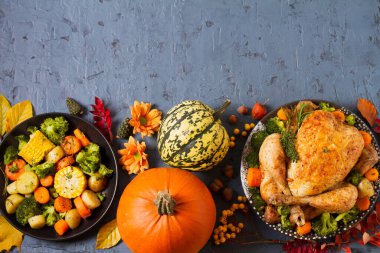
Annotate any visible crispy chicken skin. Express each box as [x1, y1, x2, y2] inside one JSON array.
[[288, 110, 365, 197], [268, 182, 358, 213], [355, 144, 379, 175], [259, 133, 291, 203], [259, 133, 305, 226]]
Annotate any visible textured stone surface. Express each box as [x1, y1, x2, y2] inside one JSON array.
[[0, 0, 379, 252]]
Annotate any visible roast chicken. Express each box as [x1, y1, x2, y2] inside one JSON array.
[[259, 105, 379, 216], [288, 110, 364, 197]]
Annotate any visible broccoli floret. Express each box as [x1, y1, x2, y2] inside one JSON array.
[[277, 205, 290, 216], [15, 135, 29, 151], [280, 215, 293, 230], [4, 146, 18, 165], [49, 188, 59, 198], [319, 102, 335, 112], [98, 164, 113, 177], [345, 115, 356, 126], [277, 206, 293, 230], [42, 205, 59, 226], [246, 130, 269, 167], [40, 117, 69, 144], [31, 162, 55, 179], [313, 212, 338, 236], [27, 126, 39, 135], [266, 117, 286, 134], [16, 197, 42, 226], [76, 143, 101, 176], [249, 187, 266, 212], [347, 170, 363, 186], [97, 192, 106, 202], [335, 207, 359, 226]]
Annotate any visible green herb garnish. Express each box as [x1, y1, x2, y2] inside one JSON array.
[[280, 130, 299, 162]]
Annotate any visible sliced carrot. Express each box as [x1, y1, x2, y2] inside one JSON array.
[[277, 108, 288, 121], [34, 187, 50, 204], [332, 110, 345, 122], [73, 129, 91, 147], [296, 221, 312, 235], [5, 159, 26, 181], [40, 175, 54, 187], [61, 136, 82, 155], [74, 196, 92, 219], [357, 197, 371, 211], [247, 168, 261, 187], [359, 131, 372, 146], [56, 156, 75, 171], [54, 219, 70, 236], [54, 196, 73, 213], [365, 168, 379, 181]]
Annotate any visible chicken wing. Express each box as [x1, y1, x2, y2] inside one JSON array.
[[355, 144, 379, 175]]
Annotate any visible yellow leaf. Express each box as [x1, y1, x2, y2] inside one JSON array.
[[96, 219, 121, 249], [5, 100, 33, 132], [0, 94, 11, 136], [0, 215, 24, 252]]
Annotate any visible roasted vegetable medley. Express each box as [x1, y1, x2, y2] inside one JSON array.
[[2, 116, 113, 236]]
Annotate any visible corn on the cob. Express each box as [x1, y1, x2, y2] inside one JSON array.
[[18, 130, 55, 165], [54, 166, 87, 199]]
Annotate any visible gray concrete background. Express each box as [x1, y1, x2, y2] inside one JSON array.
[[1, 0, 380, 252]]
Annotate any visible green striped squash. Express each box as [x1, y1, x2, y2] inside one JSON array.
[[157, 100, 230, 171]]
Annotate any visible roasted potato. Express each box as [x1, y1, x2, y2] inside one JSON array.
[[88, 173, 107, 192], [65, 209, 81, 229], [45, 146, 65, 163], [6, 181, 18, 195], [358, 178, 375, 198], [28, 214, 46, 229], [81, 190, 101, 210], [5, 194, 25, 214], [16, 171, 39, 194]]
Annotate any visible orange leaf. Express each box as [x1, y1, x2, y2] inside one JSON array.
[[96, 219, 121, 249], [0, 215, 24, 251], [357, 98, 377, 126]]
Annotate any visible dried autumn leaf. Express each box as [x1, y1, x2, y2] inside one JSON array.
[[0, 215, 24, 252], [90, 97, 113, 142], [96, 219, 121, 249], [5, 100, 33, 132], [362, 232, 371, 245], [357, 98, 377, 126], [0, 94, 11, 136]]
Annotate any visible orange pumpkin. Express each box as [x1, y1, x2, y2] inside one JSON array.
[[116, 168, 216, 253]]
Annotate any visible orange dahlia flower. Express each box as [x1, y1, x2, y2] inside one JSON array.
[[129, 100, 162, 138], [118, 136, 149, 174]]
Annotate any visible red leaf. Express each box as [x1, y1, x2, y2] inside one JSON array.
[[367, 213, 377, 232], [342, 246, 351, 253], [90, 97, 113, 142], [370, 232, 380, 247], [377, 203, 380, 225], [375, 118, 380, 134]]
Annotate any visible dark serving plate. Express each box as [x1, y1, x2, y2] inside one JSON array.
[[240, 100, 380, 240], [0, 113, 118, 241]]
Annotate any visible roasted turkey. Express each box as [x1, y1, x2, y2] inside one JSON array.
[[259, 105, 378, 215], [287, 110, 364, 197]]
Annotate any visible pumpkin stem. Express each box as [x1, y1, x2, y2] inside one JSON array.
[[153, 190, 177, 215], [213, 99, 231, 119]]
